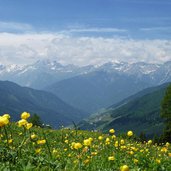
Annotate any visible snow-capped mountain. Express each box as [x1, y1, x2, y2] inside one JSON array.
[[44, 60, 171, 113], [0, 60, 95, 89], [0, 59, 171, 89]]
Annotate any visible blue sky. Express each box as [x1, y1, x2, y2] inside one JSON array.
[[0, 0, 171, 38], [0, 0, 171, 65]]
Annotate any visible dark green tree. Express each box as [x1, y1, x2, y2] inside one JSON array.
[[160, 84, 171, 142], [139, 131, 146, 143], [29, 114, 42, 127]]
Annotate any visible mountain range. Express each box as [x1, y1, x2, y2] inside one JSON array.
[[0, 80, 86, 128], [1, 60, 171, 114], [45, 61, 171, 113], [0, 60, 95, 89]]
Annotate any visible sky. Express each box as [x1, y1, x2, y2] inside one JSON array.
[[0, 0, 171, 65]]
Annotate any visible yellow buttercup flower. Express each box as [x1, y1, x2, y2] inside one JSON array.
[[111, 135, 116, 139], [147, 140, 152, 145], [0, 116, 9, 127], [52, 149, 58, 154], [106, 137, 110, 143], [83, 159, 90, 164], [98, 136, 103, 140], [35, 148, 41, 154], [120, 139, 125, 145], [82, 146, 89, 153], [8, 139, 13, 144], [31, 133, 37, 139], [133, 159, 138, 164], [91, 152, 97, 156], [156, 159, 161, 164], [18, 119, 28, 127], [84, 139, 92, 146], [21, 112, 30, 120], [114, 141, 119, 147], [120, 165, 129, 171], [129, 151, 134, 155], [74, 142, 82, 150], [65, 139, 69, 144], [89, 137, 93, 142], [2, 114, 10, 119], [109, 129, 115, 134], [37, 139, 46, 145], [166, 142, 170, 147], [127, 131, 133, 137], [108, 156, 115, 161], [25, 123, 33, 129], [161, 147, 167, 153]]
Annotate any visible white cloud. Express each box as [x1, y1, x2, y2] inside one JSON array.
[[61, 27, 127, 34], [0, 21, 33, 32], [140, 27, 171, 32], [0, 32, 171, 65]]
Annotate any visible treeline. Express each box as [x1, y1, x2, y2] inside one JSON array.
[[138, 83, 171, 143]]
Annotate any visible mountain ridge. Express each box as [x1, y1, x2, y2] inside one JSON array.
[[0, 60, 171, 89], [0, 80, 87, 128], [77, 82, 170, 137]]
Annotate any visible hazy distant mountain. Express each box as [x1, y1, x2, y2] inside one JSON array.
[[77, 83, 170, 137], [0, 81, 86, 128], [1, 60, 171, 113], [45, 61, 171, 113], [0, 60, 171, 90], [0, 60, 95, 89], [46, 70, 150, 113]]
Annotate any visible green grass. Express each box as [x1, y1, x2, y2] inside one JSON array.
[[0, 117, 171, 171]]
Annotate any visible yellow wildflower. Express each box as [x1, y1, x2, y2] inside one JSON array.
[[156, 159, 161, 164], [8, 139, 13, 144], [21, 112, 30, 120], [114, 141, 119, 147], [35, 148, 41, 154], [106, 137, 110, 143], [98, 136, 103, 140], [82, 146, 89, 153], [161, 147, 167, 153], [3, 114, 10, 119], [37, 139, 46, 145], [120, 165, 129, 171], [91, 152, 97, 156], [18, 119, 28, 127], [129, 151, 134, 155], [31, 133, 37, 139], [147, 140, 152, 145], [127, 131, 133, 137], [133, 159, 138, 164], [84, 139, 92, 146], [52, 149, 58, 155], [25, 123, 33, 129], [120, 139, 125, 145], [109, 129, 115, 134], [64, 140, 68, 144], [89, 137, 93, 142], [166, 142, 170, 147], [108, 156, 115, 161], [83, 159, 90, 164], [74, 142, 82, 150], [112, 135, 116, 139], [0, 116, 9, 127]]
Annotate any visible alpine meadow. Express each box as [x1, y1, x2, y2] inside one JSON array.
[[0, 0, 171, 170]]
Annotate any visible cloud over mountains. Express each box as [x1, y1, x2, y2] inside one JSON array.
[[0, 31, 171, 65]]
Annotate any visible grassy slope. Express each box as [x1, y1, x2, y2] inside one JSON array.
[[78, 83, 170, 137], [0, 81, 86, 128]]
